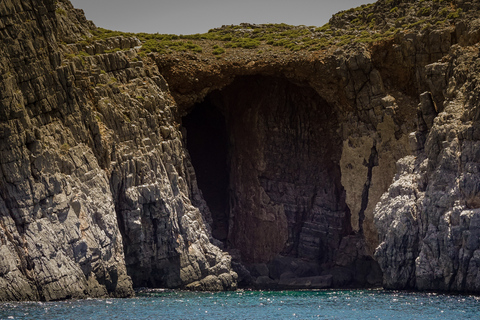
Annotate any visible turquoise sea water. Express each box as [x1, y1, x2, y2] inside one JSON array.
[[1, 290, 479, 319]]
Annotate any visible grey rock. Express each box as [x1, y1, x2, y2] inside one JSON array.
[[375, 47, 480, 293], [4, 0, 480, 301], [0, 0, 237, 301], [254, 276, 277, 289], [418, 92, 438, 131], [249, 263, 270, 278], [278, 275, 333, 290], [324, 267, 353, 288]]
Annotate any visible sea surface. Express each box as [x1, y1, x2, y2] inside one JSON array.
[[0, 289, 479, 319]]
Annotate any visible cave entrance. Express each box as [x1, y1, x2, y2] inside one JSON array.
[[182, 99, 230, 242], [183, 75, 350, 265]]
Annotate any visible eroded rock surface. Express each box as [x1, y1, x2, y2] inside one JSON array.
[[0, 0, 236, 301], [0, 0, 134, 301], [2, 0, 480, 300], [375, 46, 480, 292]]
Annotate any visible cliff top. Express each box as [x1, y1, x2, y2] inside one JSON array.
[[59, 0, 476, 60]]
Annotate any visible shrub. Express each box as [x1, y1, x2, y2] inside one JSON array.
[[141, 38, 203, 54], [417, 7, 431, 17], [92, 27, 135, 40], [60, 143, 70, 153], [224, 38, 260, 49], [105, 48, 123, 53], [56, 8, 66, 15], [438, 7, 449, 17], [212, 47, 225, 55], [315, 24, 331, 33], [447, 9, 462, 20]]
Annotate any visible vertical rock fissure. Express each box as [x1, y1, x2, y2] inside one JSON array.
[[359, 144, 378, 233], [112, 179, 128, 253]]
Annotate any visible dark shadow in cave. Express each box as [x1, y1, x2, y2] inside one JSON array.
[[181, 75, 381, 288], [183, 75, 351, 263], [182, 98, 230, 242]]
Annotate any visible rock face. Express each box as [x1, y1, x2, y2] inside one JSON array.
[[375, 46, 480, 292], [199, 76, 348, 264], [158, 30, 454, 288], [0, 0, 236, 301], [155, 1, 480, 291], [175, 54, 392, 287], [0, 0, 133, 301], [2, 0, 480, 301]]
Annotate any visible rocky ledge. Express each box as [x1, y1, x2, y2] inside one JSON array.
[[1, 0, 480, 301]]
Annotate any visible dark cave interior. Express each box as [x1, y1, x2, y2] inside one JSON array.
[[180, 75, 385, 287], [182, 75, 351, 265], [182, 98, 230, 242]]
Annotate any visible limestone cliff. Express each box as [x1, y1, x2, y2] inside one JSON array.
[[0, 0, 236, 301], [375, 43, 480, 292], [2, 0, 480, 301], [155, 0, 480, 293]]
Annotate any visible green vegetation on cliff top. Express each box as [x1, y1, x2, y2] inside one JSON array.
[[81, 0, 464, 56]]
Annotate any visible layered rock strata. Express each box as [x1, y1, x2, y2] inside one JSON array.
[[375, 44, 480, 292], [2, 0, 480, 300], [158, 26, 465, 288], [0, 0, 236, 301]]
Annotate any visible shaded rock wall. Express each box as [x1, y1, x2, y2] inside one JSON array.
[[182, 101, 230, 242], [207, 76, 348, 265], [160, 46, 414, 260], [160, 22, 480, 289]]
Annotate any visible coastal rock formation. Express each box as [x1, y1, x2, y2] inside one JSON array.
[[0, 0, 236, 301], [375, 45, 480, 292], [1, 0, 480, 301], [155, 15, 468, 288], [0, 0, 133, 300]]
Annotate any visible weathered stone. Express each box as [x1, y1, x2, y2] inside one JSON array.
[[249, 264, 270, 278], [0, 0, 237, 301], [254, 276, 277, 289], [375, 48, 480, 293], [3, 0, 480, 301], [418, 92, 438, 131]]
